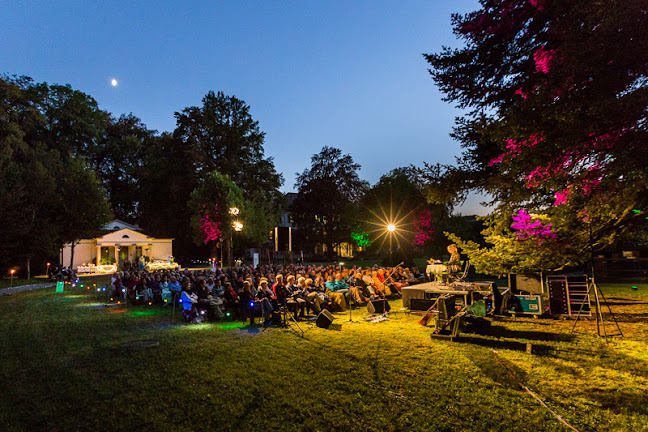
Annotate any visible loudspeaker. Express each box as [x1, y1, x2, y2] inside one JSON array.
[[410, 298, 436, 312], [274, 227, 292, 252], [367, 299, 391, 314], [508, 273, 543, 294], [316, 309, 334, 329]]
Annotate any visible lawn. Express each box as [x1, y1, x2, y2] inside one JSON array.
[[1, 282, 647, 431]]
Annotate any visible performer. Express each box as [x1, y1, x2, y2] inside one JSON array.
[[447, 244, 461, 273]]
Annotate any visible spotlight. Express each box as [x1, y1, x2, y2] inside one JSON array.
[[179, 299, 183, 303], [249, 302, 254, 308], [148, 302, 152, 305], [226, 312, 231, 317]]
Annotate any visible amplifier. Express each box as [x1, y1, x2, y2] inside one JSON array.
[[410, 298, 436, 312], [367, 299, 391, 314]]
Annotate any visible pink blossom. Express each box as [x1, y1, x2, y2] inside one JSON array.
[[511, 209, 556, 244], [529, 0, 544, 11], [534, 46, 554, 74], [200, 204, 222, 243], [515, 87, 528, 99], [413, 209, 434, 246], [554, 189, 570, 206]]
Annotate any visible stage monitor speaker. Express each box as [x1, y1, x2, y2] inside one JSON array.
[[274, 226, 292, 252], [410, 298, 436, 312], [508, 273, 543, 294], [316, 309, 334, 329], [367, 299, 391, 314]]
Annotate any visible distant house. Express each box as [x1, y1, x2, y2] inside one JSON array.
[[60, 220, 173, 270], [282, 192, 356, 258]]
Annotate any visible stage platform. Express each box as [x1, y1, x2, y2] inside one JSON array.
[[401, 282, 494, 309]]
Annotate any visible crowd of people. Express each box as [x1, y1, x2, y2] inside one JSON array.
[[108, 263, 428, 324]]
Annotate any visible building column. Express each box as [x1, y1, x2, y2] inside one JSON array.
[[96, 245, 101, 266], [114, 246, 119, 271]]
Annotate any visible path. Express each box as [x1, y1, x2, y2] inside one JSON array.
[[0, 283, 55, 296]]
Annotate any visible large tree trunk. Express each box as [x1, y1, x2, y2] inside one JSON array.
[[27, 257, 31, 280]]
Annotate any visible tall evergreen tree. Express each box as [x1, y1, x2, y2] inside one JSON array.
[[422, 0, 648, 264]]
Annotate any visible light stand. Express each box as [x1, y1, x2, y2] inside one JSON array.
[[571, 222, 623, 340], [263, 297, 304, 337]]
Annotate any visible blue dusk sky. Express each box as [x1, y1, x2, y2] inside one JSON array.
[[2, 0, 490, 214]]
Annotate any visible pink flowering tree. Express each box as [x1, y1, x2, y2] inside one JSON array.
[[446, 209, 578, 277], [413, 208, 435, 246], [421, 0, 648, 265], [188, 171, 244, 265]]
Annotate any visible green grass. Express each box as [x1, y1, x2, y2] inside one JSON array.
[[1, 283, 647, 431]]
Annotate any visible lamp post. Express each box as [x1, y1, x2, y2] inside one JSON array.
[[232, 221, 243, 266], [219, 239, 223, 268], [229, 207, 240, 267], [46, 262, 51, 278], [387, 224, 396, 266], [10, 269, 15, 288]]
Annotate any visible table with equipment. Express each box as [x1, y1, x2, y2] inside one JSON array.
[[402, 281, 494, 310], [425, 263, 447, 281]]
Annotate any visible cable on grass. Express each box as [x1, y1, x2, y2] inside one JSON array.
[[491, 349, 580, 432]]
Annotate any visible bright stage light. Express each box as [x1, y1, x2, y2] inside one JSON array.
[[387, 224, 396, 232]]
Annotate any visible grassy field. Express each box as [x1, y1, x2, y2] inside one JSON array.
[[1, 281, 647, 432]]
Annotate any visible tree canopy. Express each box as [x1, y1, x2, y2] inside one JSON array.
[[0, 75, 112, 272], [423, 0, 648, 267], [292, 147, 369, 257]]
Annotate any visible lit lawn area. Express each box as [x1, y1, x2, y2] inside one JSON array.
[[1, 283, 647, 431]]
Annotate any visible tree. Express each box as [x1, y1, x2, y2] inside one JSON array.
[[140, 90, 283, 260], [30, 80, 109, 159], [448, 209, 576, 277], [188, 171, 244, 266], [292, 147, 369, 258], [356, 168, 451, 263], [56, 158, 113, 268], [422, 0, 648, 263], [92, 114, 154, 223], [0, 75, 112, 274], [173, 90, 283, 193]]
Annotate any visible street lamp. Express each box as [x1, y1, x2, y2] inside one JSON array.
[[46, 262, 51, 278], [387, 224, 396, 266], [230, 218, 243, 267], [10, 269, 15, 288]]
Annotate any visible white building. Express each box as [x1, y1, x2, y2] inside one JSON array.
[[60, 220, 173, 270]]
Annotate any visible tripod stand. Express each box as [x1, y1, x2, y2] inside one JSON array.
[[571, 268, 623, 341], [571, 221, 624, 340], [263, 298, 305, 337]]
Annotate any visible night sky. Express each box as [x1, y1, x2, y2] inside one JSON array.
[[3, 0, 490, 214]]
